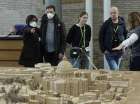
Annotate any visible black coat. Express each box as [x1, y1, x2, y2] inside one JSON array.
[[19, 27, 43, 67], [40, 14, 66, 54], [66, 24, 91, 48], [99, 17, 128, 53]]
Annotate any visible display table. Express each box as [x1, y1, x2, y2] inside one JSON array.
[[0, 68, 138, 103], [0, 35, 23, 66], [122, 71, 140, 104]]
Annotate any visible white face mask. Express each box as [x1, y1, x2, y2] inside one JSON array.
[[29, 21, 37, 27], [47, 13, 54, 19]]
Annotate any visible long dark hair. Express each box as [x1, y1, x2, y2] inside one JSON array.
[[128, 12, 140, 29]]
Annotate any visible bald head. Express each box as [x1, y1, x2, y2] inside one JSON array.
[[111, 7, 119, 12], [110, 6, 119, 21]]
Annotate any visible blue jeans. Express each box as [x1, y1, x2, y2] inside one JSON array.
[[70, 51, 89, 69], [105, 51, 122, 70]]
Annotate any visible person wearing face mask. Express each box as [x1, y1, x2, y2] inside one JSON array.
[[66, 11, 91, 69], [99, 6, 127, 70], [19, 15, 43, 67], [40, 5, 66, 66]]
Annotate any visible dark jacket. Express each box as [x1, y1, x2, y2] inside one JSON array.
[[40, 14, 66, 54], [19, 27, 43, 67], [66, 24, 91, 48], [130, 26, 140, 57], [128, 26, 140, 70], [99, 17, 127, 53]]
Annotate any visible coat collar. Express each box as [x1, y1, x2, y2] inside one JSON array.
[[108, 16, 125, 25]]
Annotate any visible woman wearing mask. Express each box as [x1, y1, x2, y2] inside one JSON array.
[[113, 12, 140, 71], [19, 15, 43, 67], [66, 11, 91, 69]]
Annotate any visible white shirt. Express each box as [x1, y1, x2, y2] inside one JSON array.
[[121, 33, 139, 48]]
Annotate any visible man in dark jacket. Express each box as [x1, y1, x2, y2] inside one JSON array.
[[40, 5, 66, 66], [99, 6, 127, 70]]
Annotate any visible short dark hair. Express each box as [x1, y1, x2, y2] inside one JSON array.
[[26, 15, 38, 25], [46, 5, 55, 11]]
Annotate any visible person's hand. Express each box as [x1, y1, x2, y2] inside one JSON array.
[[30, 28, 36, 33], [112, 44, 124, 51], [58, 53, 64, 60]]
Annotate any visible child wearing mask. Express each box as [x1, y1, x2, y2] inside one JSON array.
[[19, 15, 43, 67]]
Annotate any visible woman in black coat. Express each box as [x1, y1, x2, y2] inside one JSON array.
[[19, 15, 43, 67]]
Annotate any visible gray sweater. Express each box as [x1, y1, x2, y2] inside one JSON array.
[[46, 19, 55, 52]]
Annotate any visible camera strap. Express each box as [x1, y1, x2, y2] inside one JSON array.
[[79, 25, 86, 48]]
